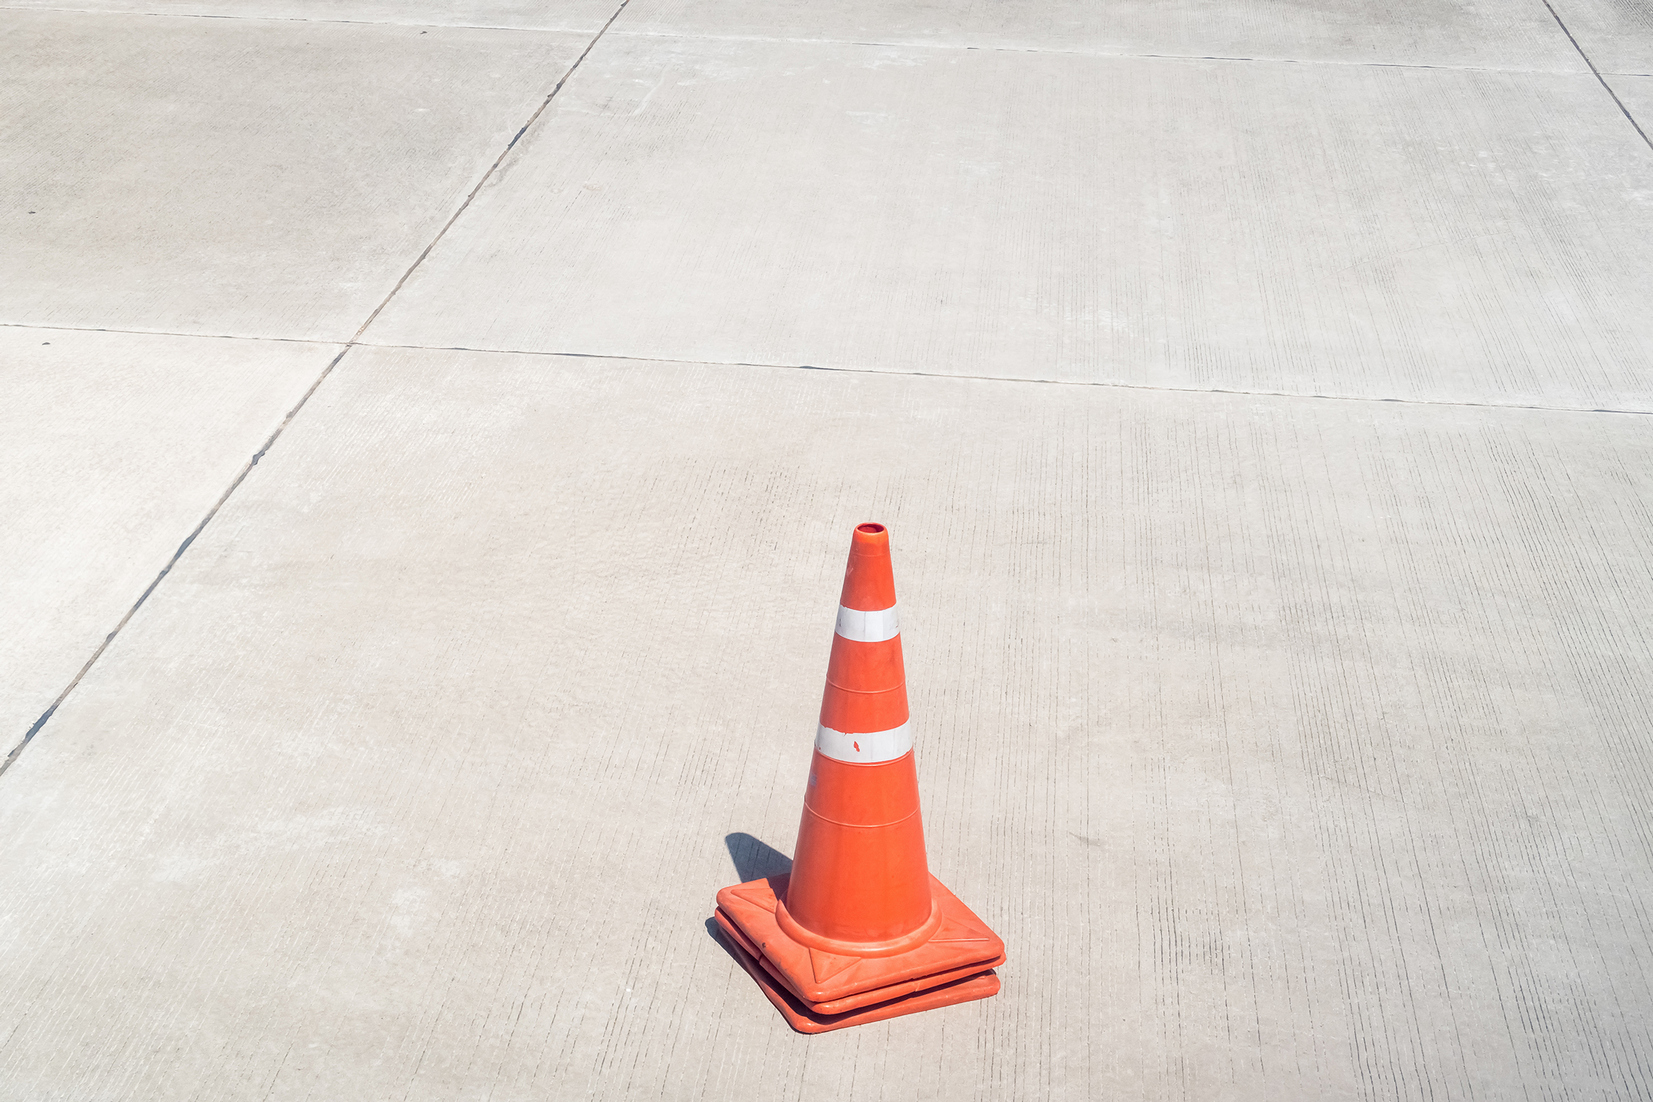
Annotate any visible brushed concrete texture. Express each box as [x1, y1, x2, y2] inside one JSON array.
[[0, 11, 589, 340], [1545, 0, 1653, 75], [366, 38, 1653, 410], [1612, 74, 1653, 121], [0, 327, 332, 761], [615, 0, 1585, 71], [0, 0, 620, 31], [2, 344, 1651, 1099]]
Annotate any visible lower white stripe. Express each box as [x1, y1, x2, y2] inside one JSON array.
[[835, 603, 900, 643], [815, 721, 912, 764]]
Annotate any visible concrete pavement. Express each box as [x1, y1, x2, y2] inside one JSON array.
[[2, 0, 1651, 1098], [371, 33, 1653, 407]]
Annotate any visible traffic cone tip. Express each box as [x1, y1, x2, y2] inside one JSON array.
[[840, 523, 897, 611]]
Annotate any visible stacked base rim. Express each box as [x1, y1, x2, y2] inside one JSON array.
[[714, 873, 1005, 1033]]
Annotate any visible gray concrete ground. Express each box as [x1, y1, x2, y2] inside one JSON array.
[[1, 1, 1650, 1098]]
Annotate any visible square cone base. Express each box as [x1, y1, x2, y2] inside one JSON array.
[[715, 908, 1006, 1015], [714, 873, 1005, 1005], [716, 918, 1001, 1033]]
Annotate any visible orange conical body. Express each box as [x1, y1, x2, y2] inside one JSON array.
[[781, 523, 936, 951]]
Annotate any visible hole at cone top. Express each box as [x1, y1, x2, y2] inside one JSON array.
[[857, 523, 885, 534]]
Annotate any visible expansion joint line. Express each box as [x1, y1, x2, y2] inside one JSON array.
[[1538, 0, 1653, 151], [0, 0, 632, 779]]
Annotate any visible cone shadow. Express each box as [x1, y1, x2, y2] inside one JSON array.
[[705, 915, 740, 958], [724, 832, 792, 882]]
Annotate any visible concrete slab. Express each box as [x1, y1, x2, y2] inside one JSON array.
[[0, 0, 619, 32], [0, 326, 333, 760], [616, 0, 1585, 70], [0, 11, 590, 340], [3, 344, 1651, 1099], [1612, 74, 1653, 120], [1546, 0, 1653, 75], [367, 37, 1653, 409]]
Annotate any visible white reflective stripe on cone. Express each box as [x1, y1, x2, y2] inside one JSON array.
[[815, 721, 912, 764], [834, 603, 900, 643]]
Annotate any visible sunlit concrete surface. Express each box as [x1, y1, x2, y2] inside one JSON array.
[[368, 36, 1653, 407], [2, 0, 1652, 1098], [5, 348, 1653, 1099], [0, 0, 620, 29], [0, 329, 332, 757], [618, 0, 1587, 67], [1618, 75, 1653, 118], [1542, 0, 1653, 74], [0, 11, 588, 339]]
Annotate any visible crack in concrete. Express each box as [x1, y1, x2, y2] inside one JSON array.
[[0, 321, 337, 344], [350, 340, 1653, 419], [3, 317, 1645, 417]]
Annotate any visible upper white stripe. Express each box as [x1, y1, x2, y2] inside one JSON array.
[[815, 722, 913, 764], [835, 603, 900, 643]]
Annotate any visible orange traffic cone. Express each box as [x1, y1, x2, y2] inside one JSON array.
[[715, 523, 1004, 1032]]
